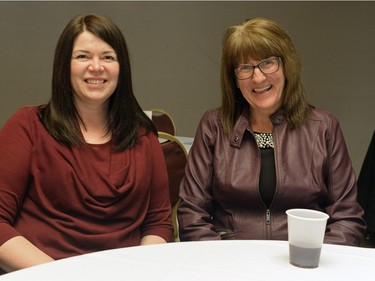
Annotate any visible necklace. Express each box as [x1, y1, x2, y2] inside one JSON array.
[[254, 132, 274, 148]]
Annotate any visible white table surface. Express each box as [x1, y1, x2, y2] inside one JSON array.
[[1, 240, 374, 280]]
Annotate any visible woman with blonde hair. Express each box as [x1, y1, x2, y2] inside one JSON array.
[[178, 17, 365, 245]]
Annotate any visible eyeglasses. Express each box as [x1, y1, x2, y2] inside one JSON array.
[[234, 57, 282, 80]]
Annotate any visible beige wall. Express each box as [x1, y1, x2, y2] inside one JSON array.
[[1, 1, 374, 175]]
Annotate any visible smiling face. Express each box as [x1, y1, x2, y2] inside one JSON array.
[[236, 57, 285, 117], [70, 31, 119, 109]]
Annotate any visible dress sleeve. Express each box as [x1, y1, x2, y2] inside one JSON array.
[[0, 108, 35, 246], [178, 110, 221, 241], [323, 114, 366, 245], [140, 132, 174, 242]]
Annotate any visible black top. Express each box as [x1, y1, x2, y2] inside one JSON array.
[[254, 132, 276, 208]]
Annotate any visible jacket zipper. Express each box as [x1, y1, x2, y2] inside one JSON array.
[[249, 128, 274, 240], [265, 126, 278, 240], [266, 209, 271, 224], [266, 209, 271, 239]]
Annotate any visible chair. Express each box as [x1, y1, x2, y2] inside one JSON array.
[[159, 132, 188, 241], [149, 109, 176, 135]]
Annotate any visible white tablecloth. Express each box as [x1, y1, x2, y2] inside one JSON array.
[[1, 240, 374, 280]]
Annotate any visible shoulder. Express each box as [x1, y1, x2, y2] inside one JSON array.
[[305, 108, 345, 143], [309, 107, 335, 119], [2, 105, 40, 129], [196, 108, 223, 136], [199, 108, 222, 128], [308, 107, 340, 127], [138, 128, 159, 147], [11, 105, 40, 119], [0, 105, 44, 147], [201, 108, 221, 120], [192, 108, 225, 147]]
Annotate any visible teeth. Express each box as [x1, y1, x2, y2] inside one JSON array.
[[86, 79, 104, 84], [254, 85, 271, 93]]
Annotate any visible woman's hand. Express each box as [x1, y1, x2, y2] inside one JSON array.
[[140, 235, 167, 246]]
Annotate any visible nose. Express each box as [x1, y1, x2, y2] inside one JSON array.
[[251, 67, 266, 82], [88, 58, 104, 72]]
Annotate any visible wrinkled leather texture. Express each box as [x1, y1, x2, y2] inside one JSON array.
[[178, 107, 366, 246]]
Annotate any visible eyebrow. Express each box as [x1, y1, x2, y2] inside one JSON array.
[[72, 49, 117, 55]]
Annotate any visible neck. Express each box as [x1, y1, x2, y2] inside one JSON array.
[[76, 102, 111, 144], [250, 111, 273, 133]]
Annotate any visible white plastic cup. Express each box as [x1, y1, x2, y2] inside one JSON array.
[[286, 208, 329, 268]]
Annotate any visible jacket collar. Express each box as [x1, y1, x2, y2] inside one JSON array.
[[230, 105, 287, 148]]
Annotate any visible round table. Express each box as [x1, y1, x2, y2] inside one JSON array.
[[1, 240, 374, 280]]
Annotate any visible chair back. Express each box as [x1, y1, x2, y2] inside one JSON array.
[[150, 109, 176, 135], [159, 132, 187, 206], [159, 132, 187, 241]]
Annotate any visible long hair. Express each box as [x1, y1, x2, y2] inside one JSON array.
[[220, 17, 311, 135], [41, 14, 156, 151]]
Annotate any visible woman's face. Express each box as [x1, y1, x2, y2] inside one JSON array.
[[236, 57, 285, 117], [70, 31, 119, 108]]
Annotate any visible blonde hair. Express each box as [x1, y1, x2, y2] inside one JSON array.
[[220, 17, 311, 135]]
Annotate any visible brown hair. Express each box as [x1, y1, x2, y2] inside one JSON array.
[[220, 17, 311, 135], [41, 14, 155, 150]]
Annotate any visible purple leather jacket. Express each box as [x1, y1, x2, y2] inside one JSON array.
[[178, 107, 366, 246]]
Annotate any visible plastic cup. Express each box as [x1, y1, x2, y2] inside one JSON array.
[[286, 208, 329, 268]]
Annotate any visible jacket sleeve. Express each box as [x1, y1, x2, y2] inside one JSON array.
[[0, 109, 34, 246], [323, 114, 366, 246], [177, 110, 221, 241]]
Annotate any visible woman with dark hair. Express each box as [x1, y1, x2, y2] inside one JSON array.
[[0, 14, 173, 273], [178, 17, 365, 245]]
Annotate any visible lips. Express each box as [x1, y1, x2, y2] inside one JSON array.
[[253, 85, 272, 94]]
